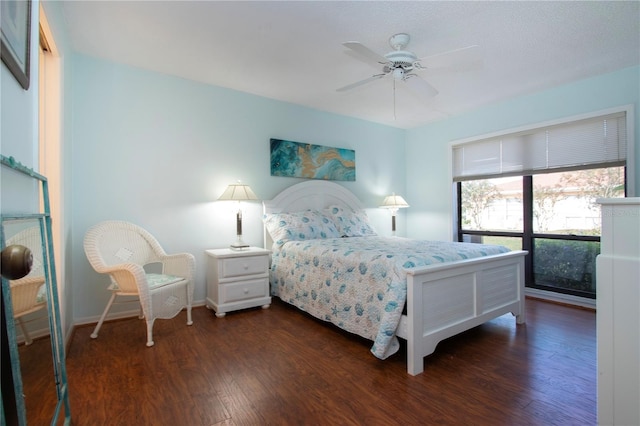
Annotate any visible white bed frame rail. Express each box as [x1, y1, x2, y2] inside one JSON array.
[[398, 250, 526, 375]]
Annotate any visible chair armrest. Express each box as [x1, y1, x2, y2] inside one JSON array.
[[94, 263, 147, 295], [10, 277, 46, 314], [159, 252, 196, 280]]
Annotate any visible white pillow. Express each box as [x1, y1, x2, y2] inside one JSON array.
[[325, 205, 377, 237], [263, 210, 340, 246]]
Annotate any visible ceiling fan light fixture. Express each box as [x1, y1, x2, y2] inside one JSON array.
[[392, 68, 405, 80]]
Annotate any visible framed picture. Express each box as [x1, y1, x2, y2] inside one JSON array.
[[1, 0, 31, 90], [270, 138, 356, 181]]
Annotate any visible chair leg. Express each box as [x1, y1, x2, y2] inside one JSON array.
[[91, 293, 117, 339], [16, 317, 33, 345], [186, 284, 193, 326], [145, 318, 155, 347]]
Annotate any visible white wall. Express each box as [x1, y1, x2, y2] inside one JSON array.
[[405, 66, 640, 241], [70, 54, 406, 321]]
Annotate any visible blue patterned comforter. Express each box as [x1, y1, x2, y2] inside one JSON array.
[[270, 236, 510, 359]]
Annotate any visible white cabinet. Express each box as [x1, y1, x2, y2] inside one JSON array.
[[596, 198, 640, 426], [205, 247, 271, 317]]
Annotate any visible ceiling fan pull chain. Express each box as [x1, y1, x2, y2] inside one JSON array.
[[393, 78, 397, 120]]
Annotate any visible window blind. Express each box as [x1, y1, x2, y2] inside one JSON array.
[[452, 112, 627, 181]]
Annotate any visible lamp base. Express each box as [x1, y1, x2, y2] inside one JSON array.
[[230, 243, 250, 250], [230, 235, 250, 250]]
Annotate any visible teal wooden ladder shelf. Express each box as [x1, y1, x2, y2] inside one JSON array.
[[1, 154, 72, 425]]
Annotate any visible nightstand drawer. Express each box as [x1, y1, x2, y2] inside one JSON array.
[[220, 278, 269, 303], [220, 255, 268, 278]]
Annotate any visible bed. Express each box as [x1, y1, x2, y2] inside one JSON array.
[[263, 180, 526, 375]]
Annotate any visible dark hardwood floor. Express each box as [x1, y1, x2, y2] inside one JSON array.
[[22, 297, 596, 425]]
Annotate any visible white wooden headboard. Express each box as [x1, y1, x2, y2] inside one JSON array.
[[262, 181, 363, 248]]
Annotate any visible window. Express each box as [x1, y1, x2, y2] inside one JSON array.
[[453, 108, 631, 300], [461, 177, 523, 232], [532, 169, 625, 235]]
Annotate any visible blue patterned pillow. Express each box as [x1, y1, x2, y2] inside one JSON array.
[[263, 210, 340, 247], [325, 205, 377, 237]]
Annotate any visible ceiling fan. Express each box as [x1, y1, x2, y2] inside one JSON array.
[[337, 33, 482, 104]]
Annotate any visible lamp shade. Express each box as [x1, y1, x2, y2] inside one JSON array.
[[380, 193, 409, 236], [218, 183, 258, 201], [380, 193, 409, 209]]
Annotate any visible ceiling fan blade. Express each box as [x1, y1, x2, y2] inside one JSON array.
[[418, 45, 483, 71], [343, 42, 389, 65], [403, 74, 439, 98], [337, 73, 387, 92]]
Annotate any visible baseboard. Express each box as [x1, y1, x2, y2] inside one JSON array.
[[525, 288, 596, 310], [14, 327, 50, 345], [72, 299, 207, 327]]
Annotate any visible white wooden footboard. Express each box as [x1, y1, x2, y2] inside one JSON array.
[[396, 250, 527, 375]]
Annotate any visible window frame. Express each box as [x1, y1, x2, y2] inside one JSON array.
[[451, 106, 633, 301]]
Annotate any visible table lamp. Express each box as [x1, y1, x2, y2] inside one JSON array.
[[380, 193, 409, 236], [218, 182, 258, 249]]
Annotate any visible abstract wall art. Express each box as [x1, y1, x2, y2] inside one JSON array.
[[270, 138, 355, 181]]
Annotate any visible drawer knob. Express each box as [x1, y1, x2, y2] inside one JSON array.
[[243, 263, 249, 270], [243, 288, 249, 294]]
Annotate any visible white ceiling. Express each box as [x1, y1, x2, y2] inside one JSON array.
[[59, 1, 640, 129]]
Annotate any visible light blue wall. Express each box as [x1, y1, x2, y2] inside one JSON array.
[[1, 3, 39, 167], [10, 1, 639, 326], [405, 66, 640, 241], [70, 54, 406, 320]]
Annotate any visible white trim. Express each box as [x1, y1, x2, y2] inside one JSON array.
[[625, 104, 636, 196], [448, 138, 456, 241], [73, 300, 207, 327], [525, 287, 596, 310]]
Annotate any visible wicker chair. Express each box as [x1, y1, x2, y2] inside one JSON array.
[[7, 226, 47, 345], [84, 220, 195, 347]]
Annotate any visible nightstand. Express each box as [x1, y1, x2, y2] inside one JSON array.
[[205, 247, 271, 317]]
